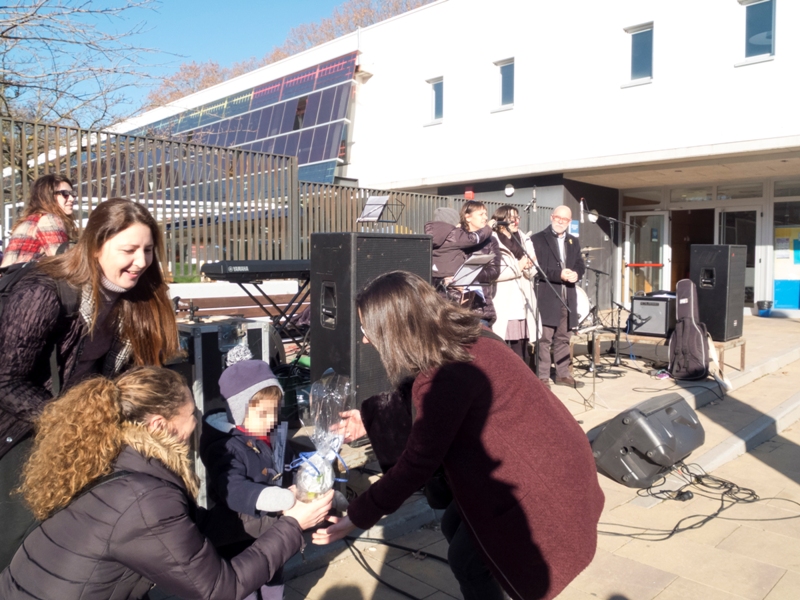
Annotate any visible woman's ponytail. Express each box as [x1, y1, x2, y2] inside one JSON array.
[[20, 377, 124, 520]]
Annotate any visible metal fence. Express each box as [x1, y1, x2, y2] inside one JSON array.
[[2, 117, 553, 277]]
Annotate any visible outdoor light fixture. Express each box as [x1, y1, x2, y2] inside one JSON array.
[[504, 184, 515, 197]]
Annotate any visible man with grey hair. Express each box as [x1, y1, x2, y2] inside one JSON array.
[[531, 205, 585, 388]]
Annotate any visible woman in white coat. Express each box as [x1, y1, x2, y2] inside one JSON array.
[[490, 205, 540, 364]]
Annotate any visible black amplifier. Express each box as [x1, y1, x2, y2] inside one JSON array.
[[630, 296, 676, 337]]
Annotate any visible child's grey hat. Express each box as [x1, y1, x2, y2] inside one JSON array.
[[219, 348, 282, 425]]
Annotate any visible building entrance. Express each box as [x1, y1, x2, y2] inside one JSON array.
[[670, 209, 715, 291]]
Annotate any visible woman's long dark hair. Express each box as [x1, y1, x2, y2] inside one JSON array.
[[38, 198, 180, 366], [17, 173, 78, 239], [356, 271, 482, 384]]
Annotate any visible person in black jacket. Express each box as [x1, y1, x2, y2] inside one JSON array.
[[530, 205, 585, 388], [0, 198, 182, 570], [0, 367, 333, 600]]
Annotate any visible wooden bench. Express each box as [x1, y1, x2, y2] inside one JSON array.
[[174, 294, 310, 322], [570, 331, 746, 372]]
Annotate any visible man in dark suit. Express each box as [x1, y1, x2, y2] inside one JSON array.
[[531, 205, 585, 388]]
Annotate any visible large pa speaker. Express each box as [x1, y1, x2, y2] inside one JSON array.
[[590, 394, 705, 488], [310, 233, 432, 406], [630, 296, 676, 337], [690, 244, 746, 342]]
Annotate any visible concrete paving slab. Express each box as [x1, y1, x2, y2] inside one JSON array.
[[763, 570, 800, 600], [613, 537, 786, 600], [653, 576, 748, 600], [568, 548, 677, 600], [716, 525, 800, 573]]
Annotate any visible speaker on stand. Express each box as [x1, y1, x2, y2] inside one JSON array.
[[689, 244, 746, 342], [310, 233, 432, 407]]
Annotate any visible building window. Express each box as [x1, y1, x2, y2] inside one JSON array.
[[625, 23, 653, 80], [428, 77, 443, 121], [742, 0, 775, 58], [670, 187, 712, 203], [496, 59, 514, 106]]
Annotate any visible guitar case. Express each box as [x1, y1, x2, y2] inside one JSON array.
[[668, 279, 709, 380]]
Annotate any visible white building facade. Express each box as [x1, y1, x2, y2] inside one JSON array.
[[121, 0, 800, 312]]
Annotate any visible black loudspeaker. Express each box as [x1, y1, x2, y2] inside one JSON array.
[[689, 244, 746, 342], [630, 296, 676, 337], [310, 233, 432, 406], [590, 394, 705, 488]]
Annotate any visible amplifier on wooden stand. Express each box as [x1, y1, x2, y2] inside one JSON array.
[[629, 295, 676, 337]]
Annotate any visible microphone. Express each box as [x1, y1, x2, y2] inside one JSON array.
[[524, 187, 537, 213], [496, 221, 512, 227], [580, 198, 585, 223]]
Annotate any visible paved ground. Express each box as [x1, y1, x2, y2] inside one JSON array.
[[153, 314, 800, 599], [283, 359, 800, 599]]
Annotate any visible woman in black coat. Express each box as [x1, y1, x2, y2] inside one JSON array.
[[0, 367, 333, 600], [0, 199, 183, 569]]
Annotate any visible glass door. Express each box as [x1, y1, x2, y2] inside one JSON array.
[[624, 211, 671, 304], [717, 207, 761, 307]]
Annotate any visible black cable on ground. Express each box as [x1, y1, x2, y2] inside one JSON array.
[[598, 462, 800, 542], [343, 536, 449, 600]]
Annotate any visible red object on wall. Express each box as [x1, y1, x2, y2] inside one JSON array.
[[465, 188, 474, 200]]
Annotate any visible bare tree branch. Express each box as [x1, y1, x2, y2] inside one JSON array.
[[1, 0, 159, 127]]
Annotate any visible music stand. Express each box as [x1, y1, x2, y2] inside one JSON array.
[[450, 253, 495, 287], [356, 195, 406, 224]]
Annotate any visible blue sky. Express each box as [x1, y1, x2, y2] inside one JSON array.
[[121, 0, 347, 111]]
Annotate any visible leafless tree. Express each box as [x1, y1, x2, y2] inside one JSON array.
[[1, 0, 158, 128]]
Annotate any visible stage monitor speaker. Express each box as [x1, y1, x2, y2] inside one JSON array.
[[590, 393, 705, 488], [310, 232, 432, 406], [689, 244, 746, 342], [629, 296, 676, 337]]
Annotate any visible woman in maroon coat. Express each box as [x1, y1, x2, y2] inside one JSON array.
[[312, 271, 604, 600]]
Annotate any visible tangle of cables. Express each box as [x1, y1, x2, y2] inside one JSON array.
[[597, 461, 800, 542]]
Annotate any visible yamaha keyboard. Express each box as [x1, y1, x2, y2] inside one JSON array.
[[201, 260, 310, 283]]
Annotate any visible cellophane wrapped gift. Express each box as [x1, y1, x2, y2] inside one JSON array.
[[295, 369, 352, 502]]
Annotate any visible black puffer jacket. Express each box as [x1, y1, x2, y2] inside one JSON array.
[[0, 425, 303, 600], [0, 269, 130, 459]]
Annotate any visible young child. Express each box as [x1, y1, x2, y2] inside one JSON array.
[[200, 346, 294, 600]]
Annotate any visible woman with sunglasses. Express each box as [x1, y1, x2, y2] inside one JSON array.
[[1, 174, 78, 268]]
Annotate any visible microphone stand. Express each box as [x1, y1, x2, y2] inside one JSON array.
[[586, 209, 642, 370]]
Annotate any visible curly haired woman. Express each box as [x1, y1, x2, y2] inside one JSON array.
[[0, 198, 181, 568], [1, 174, 78, 267], [0, 367, 333, 600]]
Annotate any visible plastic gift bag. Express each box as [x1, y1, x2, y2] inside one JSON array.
[[293, 369, 352, 502]]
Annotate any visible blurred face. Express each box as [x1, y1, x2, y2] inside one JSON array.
[[551, 207, 572, 235], [465, 207, 488, 232], [54, 182, 75, 214], [243, 393, 281, 436], [96, 223, 154, 291]]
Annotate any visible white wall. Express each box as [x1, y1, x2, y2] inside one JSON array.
[[346, 0, 800, 188], [121, 0, 800, 191]]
